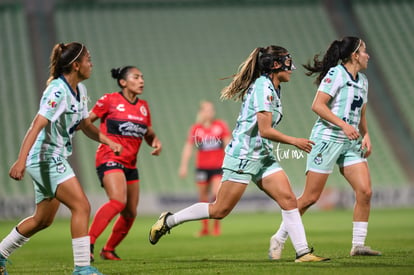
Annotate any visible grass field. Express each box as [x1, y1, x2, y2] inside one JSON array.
[[0, 208, 413, 275]]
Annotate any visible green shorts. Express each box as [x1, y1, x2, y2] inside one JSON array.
[[26, 156, 75, 204], [307, 138, 367, 174], [221, 154, 282, 184]]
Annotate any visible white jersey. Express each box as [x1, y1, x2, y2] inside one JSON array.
[[27, 76, 89, 164], [310, 64, 368, 142], [225, 75, 283, 160]]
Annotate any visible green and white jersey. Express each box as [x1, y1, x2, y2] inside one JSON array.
[[27, 76, 89, 165], [310, 64, 368, 142], [225, 75, 283, 160]]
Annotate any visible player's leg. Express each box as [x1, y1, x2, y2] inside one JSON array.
[[0, 198, 60, 267], [56, 177, 103, 274], [260, 170, 329, 262], [210, 173, 222, 236], [89, 168, 126, 254], [196, 174, 210, 236], [149, 179, 247, 245], [101, 179, 139, 260], [341, 162, 381, 256]]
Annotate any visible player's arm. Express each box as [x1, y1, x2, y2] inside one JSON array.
[[88, 111, 99, 124], [144, 126, 162, 156], [178, 141, 193, 178], [79, 117, 122, 155], [311, 91, 360, 140], [358, 104, 372, 157], [9, 114, 49, 180], [257, 111, 314, 153]]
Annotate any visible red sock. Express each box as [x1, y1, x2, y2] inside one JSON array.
[[89, 200, 125, 244], [104, 216, 135, 251], [213, 219, 221, 236], [201, 219, 209, 233]]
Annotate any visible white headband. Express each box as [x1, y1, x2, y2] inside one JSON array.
[[352, 39, 362, 54], [68, 44, 84, 64]]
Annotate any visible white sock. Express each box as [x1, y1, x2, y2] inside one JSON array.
[[282, 209, 309, 256], [0, 227, 30, 258], [166, 203, 209, 228], [352, 221, 368, 247], [72, 236, 90, 267], [273, 221, 289, 244]]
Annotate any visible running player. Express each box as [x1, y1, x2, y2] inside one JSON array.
[[269, 37, 381, 260], [178, 101, 231, 236], [149, 45, 329, 262], [88, 66, 162, 261], [0, 42, 121, 275]]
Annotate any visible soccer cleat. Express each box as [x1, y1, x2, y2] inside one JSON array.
[[100, 249, 121, 260], [0, 254, 8, 275], [72, 265, 104, 275], [268, 235, 284, 260], [295, 249, 330, 262], [350, 246, 382, 256], [90, 244, 95, 263], [149, 212, 173, 245]]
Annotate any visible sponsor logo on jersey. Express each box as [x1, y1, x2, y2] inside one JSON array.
[[324, 78, 332, 83], [47, 100, 57, 108], [128, 114, 144, 121], [116, 104, 125, 112]]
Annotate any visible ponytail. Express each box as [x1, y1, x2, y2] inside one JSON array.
[[220, 45, 288, 101], [303, 36, 361, 85]]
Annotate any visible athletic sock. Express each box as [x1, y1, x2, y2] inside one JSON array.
[[352, 221, 368, 247], [104, 216, 135, 251], [200, 219, 209, 233], [166, 202, 209, 228], [72, 236, 90, 267], [273, 221, 289, 244], [281, 209, 309, 256], [0, 227, 30, 258], [88, 199, 125, 244]]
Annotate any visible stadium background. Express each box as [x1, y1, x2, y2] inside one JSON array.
[[0, 0, 413, 218]]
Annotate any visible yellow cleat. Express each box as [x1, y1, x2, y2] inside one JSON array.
[[295, 250, 330, 262], [149, 212, 173, 245]]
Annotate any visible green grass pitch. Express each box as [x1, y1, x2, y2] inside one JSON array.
[[0, 208, 413, 274]]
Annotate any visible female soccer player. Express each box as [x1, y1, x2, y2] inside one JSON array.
[[0, 42, 121, 275], [88, 66, 162, 261], [269, 37, 381, 260], [149, 45, 329, 262], [178, 101, 231, 236]]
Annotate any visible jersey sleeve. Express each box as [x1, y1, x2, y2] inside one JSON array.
[[143, 101, 152, 128], [38, 84, 67, 122], [253, 79, 274, 113], [91, 94, 110, 118], [318, 67, 342, 98]]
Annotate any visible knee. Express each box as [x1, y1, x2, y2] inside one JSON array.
[[356, 187, 372, 202]]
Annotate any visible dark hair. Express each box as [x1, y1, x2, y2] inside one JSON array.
[[47, 42, 86, 85], [221, 45, 288, 101], [111, 66, 136, 88], [303, 36, 362, 85]]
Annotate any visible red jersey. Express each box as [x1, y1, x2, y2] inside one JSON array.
[[92, 92, 151, 169], [187, 120, 230, 169]]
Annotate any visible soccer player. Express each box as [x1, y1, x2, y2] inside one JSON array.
[[269, 37, 381, 259], [88, 66, 162, 261], [149, 45, 329, 262], [0, 42, 122, 275], [178, 101, 231, 236]]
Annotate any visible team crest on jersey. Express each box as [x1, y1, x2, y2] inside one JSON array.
[[140, 105, 148, 116], [314, 153, 323, 165], [56, 162, 66, 174], [324, 78, 332, 83]]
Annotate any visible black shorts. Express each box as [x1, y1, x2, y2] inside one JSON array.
[[96, 161, 139, 187], [195, 168, 222, 184]]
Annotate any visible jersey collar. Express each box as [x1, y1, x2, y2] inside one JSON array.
[[59, 75, 80, 102]]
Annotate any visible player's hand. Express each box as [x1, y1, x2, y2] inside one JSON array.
[[9, 160, 26, 181], [293, 138, 315, 153], [110, 142, 123, 156], [342, 123, 360, 140], [361, 134, 372, 158], [151, 138, 162, 156]]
